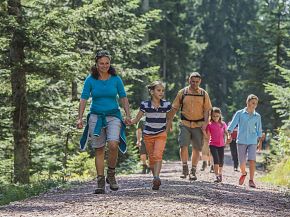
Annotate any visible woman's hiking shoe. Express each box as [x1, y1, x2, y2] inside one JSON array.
[[152, 178, 161, 190], [94, 175, 105, 194], [106, 168, 119, 191], [189, 167, 197, 181], [239, 172, 247, 185], [249, 180, 256, 188], [180, 164, 189, 178]]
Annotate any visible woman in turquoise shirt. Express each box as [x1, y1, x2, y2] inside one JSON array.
[[77, 50, 131, 194]]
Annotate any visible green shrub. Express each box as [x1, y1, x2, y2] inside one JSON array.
[[259, 157, 290, 188], [0, 180, 68, 206]]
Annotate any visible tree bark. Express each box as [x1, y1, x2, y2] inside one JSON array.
[[8, 0, 30, 184]]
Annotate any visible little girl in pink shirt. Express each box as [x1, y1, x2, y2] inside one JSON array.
[[206, 107, 230, 182]]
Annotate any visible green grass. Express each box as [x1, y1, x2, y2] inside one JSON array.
[[0, 179, 71, 206], [259, 157, 290, 188]]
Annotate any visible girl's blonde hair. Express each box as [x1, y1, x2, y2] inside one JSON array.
[[147, 81, 164, 94], [246, 94, 259, 103]]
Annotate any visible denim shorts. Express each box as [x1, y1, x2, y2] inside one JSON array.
[[237, 144, 257, 164], [88, 114, 121, 149], [178, 124, 203, 151]]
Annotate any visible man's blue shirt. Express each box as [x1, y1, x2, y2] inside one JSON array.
[[227, 108, 262, 145]]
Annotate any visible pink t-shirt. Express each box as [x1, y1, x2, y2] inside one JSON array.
[[206, 121, 227, 147]]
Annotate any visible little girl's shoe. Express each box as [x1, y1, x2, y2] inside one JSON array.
[[210, 165, 214, 173], [218, 174, 222, 182], [214, 175, 222, 183], [214, 177, 219, 183]]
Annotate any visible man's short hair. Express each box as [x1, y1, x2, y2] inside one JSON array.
[[189, 72, 201, 79]]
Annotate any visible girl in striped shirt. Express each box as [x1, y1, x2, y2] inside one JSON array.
[[131, 81, 171, 190]]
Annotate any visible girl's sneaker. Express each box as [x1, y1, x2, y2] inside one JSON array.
[[214, 176, 219, 183], [210, 165, 214, 173], [152, 178, 161, 190], [249, 180, 256, 188], [214, 175, 222, 183]]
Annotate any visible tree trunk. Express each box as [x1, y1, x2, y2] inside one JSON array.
[[162, 38, 167, 80], [8, 0, 29, 184]]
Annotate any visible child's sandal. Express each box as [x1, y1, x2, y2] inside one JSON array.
[[238, 172, 247, 185]]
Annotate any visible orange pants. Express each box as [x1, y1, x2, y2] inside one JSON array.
[[143, 131, 167, 168]]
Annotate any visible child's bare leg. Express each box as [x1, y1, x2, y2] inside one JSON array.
[[154, 161, 162, 177], [240, 162, 247, 175], [219, 166, 223, 175], [214, 164, 219, 176], [249, 160, 255, 180], [140, 154, 147, 165]]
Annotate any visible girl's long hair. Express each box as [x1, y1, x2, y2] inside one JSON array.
[[210, 107, 224, 127]]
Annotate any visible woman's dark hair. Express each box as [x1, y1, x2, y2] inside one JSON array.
[[91, 50, 117, 79]]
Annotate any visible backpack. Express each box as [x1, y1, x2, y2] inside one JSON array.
[[179, 87, 205, 122]]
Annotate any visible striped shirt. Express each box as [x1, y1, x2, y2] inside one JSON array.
[[140, 99, 172, 135]]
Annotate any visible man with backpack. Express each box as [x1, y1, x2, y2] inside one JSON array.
[[168, 72, 212, 180]]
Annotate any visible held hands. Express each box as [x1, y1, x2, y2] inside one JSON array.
[[124, 115, 133, 126], [136, 141, 141, 148], [226, 137, 232, 145], [257, 141, 262, 152]]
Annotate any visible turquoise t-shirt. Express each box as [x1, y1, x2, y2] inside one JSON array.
[[80, 75, 127, 113]]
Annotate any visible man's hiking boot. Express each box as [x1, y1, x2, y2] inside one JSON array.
[[200, 161, 207, 171], [180, 164, 189, 178], [189, 167, 197, 181], [106, 168, 119, 191], [152, 178, 161, 190], [94, 175, 105, 194]]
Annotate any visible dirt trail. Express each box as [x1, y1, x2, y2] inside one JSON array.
[[0, 150, 289, 217]]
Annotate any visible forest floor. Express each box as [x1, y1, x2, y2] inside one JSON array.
[[0, 150, 289, 217]]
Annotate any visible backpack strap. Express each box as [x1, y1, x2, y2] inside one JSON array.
[[180, 88, 206, 122]]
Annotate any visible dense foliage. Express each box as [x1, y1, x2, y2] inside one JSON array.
[[0, 0, 289, 198]]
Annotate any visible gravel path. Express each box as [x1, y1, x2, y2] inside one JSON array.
[[1, 150, 289, 217]]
